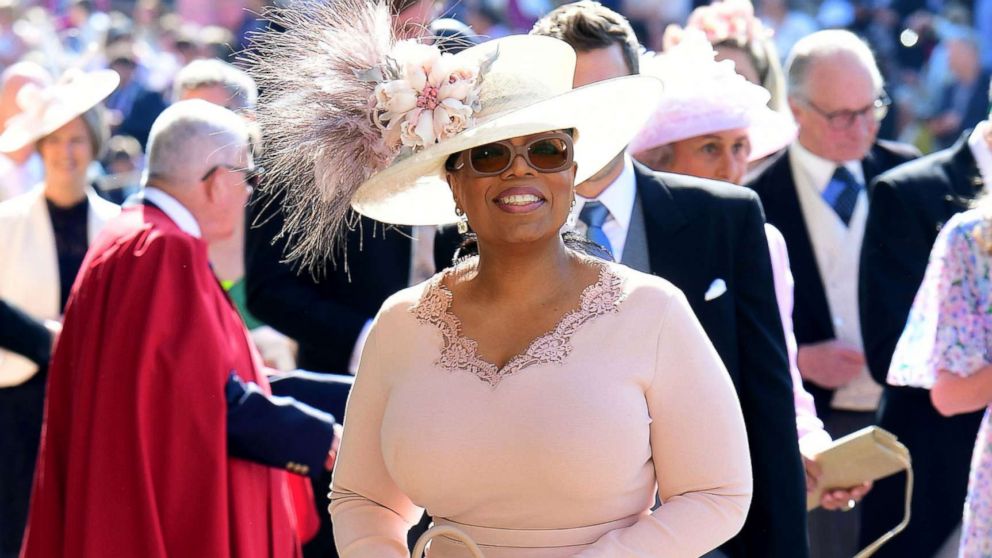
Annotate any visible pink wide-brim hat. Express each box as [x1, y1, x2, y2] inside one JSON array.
[[629, 31, 796, 162], [0, 69, 119, 154]]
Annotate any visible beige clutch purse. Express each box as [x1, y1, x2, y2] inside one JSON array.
[[806, 426, 910, 510], [806, 426, 913, 557]]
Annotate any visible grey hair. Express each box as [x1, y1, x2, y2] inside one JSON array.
[[145, 99, 249, 186], [173, 59, 259, 112], [784, 30, 883, 100]]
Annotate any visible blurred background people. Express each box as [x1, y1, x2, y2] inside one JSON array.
[[746, 29, 920, 558], [860, 91, 991, 558], [0, 68, 120, 558], [0, 62, 51, 200]]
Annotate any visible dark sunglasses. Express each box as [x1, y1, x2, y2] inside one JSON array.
[[200, 164, 264, 189], [449, 132, 574, 176]]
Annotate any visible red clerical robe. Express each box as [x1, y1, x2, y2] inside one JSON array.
[[21, 205, 301, 558]]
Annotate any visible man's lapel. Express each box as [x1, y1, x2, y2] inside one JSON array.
[[633, 163, 689, 275]]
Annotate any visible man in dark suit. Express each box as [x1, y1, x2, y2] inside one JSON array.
[[448, 4, 806, 556], [858, 97, 991, 556], [746, 30, 919, 557]]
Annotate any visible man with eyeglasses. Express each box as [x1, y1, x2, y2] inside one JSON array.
[[746, 29, 920, 558], [857, 86, 992, 557]]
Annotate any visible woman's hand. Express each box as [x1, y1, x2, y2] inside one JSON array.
[[803, 455, 873, 511]]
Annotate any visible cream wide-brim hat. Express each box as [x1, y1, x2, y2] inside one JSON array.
[[349, 35, 665, 226], [0, 69, 120, 154]]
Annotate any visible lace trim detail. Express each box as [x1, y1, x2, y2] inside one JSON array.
[[410, 263, 625, 387]]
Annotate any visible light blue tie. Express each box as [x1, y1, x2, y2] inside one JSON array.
[[822, 166, 862, 226], [579, 201, 614, 257]]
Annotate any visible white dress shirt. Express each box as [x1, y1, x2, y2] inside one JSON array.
[[140, 187, 203, 238], [571, 155, 637, 263], [789, 142, 881, 411]]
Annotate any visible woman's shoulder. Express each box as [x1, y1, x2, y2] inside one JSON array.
[[374, 272, 447, 326], [937, 208, 992, 255], [604, 261, 686, 309]]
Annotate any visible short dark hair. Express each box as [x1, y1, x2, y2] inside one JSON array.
[[530, 1, 640, 75]]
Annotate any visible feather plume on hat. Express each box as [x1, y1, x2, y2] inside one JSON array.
[[245, 0, 398, 271]]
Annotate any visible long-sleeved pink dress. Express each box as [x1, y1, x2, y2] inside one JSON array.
[[330, 260, 752, 557]]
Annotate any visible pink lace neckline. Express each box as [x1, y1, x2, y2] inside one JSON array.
[[410, 263, 625, 387]]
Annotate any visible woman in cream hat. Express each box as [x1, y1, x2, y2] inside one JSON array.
[[250, 1, 752, 555], [0, 67, 119, 557], [630, 31, 872, 514]]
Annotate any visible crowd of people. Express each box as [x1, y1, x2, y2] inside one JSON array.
[[0, 0, 990, 556]]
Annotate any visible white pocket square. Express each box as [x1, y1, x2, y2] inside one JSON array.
[[704, 279, 727, 301]]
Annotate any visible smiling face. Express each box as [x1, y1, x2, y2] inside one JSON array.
[[446, 131, 577, 247], [664, 128, 752, 185], [38, 116, 94, 192]]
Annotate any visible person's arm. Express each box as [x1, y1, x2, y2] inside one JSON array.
[[225, 372, 336, 478], [268, 369, 354, 420], [860, 177, 934, 384], [888, 214, 992, 415], [0, 298, 54, 367], [932, 366, 992, 416], [763, 225, 831, 454], [576, 292, 751, 556], [732, 198, 809, 556], [330, 317, 423, 557]]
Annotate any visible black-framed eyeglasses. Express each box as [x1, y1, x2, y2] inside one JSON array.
[[200, 164, 264, 190], [800, 93, 892, 130], [448, 132, 574, 176]]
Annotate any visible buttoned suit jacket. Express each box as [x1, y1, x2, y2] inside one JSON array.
[[745, 140, 920, 416], [434, 164, 808, 557], [857, 132, 985, 556]]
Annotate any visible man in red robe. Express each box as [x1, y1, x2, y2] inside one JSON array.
[[21, 100, 337, 558]]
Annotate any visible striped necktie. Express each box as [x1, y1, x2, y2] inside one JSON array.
[[579, 201, 614, 257]]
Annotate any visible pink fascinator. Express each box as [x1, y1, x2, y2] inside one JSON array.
[[629, 30, 795, 162]]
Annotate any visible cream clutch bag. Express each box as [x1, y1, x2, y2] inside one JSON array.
[[806, 426, 913, 557]]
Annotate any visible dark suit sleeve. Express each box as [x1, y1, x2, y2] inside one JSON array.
[[733, 197, 809, 556], [244, 191, 368, 360], [225, 372, 336, 478], [268, 369, 353, 421], [0, 299, 52, 367], [860, 178, 933, 384], [433, 224, 464, 271]]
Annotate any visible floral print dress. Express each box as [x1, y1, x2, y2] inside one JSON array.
[[888, 208, 992, 557]]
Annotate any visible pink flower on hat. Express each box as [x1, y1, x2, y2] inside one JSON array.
[[669, 0, 772, 49], [370, 40, 484, 150]]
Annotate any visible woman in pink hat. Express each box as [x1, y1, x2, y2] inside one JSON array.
[[630, 31, 872, 514], [0, 68, 120, 558]]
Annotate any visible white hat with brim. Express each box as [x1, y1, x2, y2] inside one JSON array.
[[349, 35, 665, 226], [0, 69, 119, 154]]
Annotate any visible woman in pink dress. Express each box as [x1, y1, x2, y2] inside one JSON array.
[[249, 1, 754, 555]]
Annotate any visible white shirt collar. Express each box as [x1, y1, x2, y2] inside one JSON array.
[[573, 154, 636, 230], [139, 187, 202, 238], [790, 140, 865, 193], [968, 123, 992, 187]]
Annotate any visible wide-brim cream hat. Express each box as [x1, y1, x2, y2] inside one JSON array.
[[0, 69, 119, 154], [249, 0, 662, 269], [350, 35, 665, 225]]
